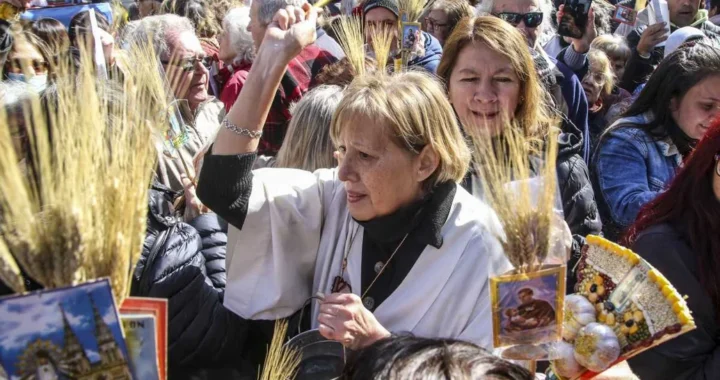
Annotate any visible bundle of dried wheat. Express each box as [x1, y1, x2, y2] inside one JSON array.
[[0, 37, 168, 303], [468, 120, 559, 273], [259, 320, 301, 380]]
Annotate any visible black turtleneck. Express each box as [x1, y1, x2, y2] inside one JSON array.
[[355, 181, 456, 311]]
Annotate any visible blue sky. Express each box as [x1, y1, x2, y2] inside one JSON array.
[[0, 280, 129, 378]]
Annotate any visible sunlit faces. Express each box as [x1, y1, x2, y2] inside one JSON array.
[[218, 29, 234, 63], [365, 8, 398, 50], [163, 30, 209, 110], [668, 0, 701, 28], [492, 0, 542, 48], [447, 41, 521, 136], [335, 115, 433, 221], [670, 74, 720, 140]]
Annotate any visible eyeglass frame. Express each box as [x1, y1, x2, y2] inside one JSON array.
[[493, 12, 545, 28], [424, 17, 449, 31], [160, 55, 212, 72], [715, 153, 720, 176]]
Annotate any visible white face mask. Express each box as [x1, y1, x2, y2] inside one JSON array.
[[7, 72, 48, 93]]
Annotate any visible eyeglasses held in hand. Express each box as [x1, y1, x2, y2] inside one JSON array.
[[161, 55, 212, 72], [494, 12, 544, 28]]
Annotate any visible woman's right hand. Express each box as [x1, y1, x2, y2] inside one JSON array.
[[261, 3, 318, 60]]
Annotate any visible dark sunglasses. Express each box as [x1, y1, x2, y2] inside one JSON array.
[[161, 55, 211, 72], [494, 12, 544, 28]]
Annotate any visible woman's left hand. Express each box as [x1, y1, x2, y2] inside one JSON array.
[[317, 293, 391, 350]]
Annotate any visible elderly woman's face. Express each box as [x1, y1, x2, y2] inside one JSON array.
[[448, 41, 521, 137], [218, 29, 234, 62], [582, 63, 606, 106], [336, 115, 431, 221]]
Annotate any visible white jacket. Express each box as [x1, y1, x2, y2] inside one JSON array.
[[223, 168, 512, 348]]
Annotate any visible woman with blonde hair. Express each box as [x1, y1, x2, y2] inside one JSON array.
[[437, 16, 601, 291], [582, 49, 617, 153], [197, 4, 511, 350]]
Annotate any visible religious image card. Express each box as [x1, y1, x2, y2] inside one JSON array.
[[0, 279, 134, 380], [120, 297, 167, 380], [121, 314, 159, 380], [490, 265, 566, 350]]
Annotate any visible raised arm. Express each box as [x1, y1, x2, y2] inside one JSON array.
[[211, 4, 318, 156]]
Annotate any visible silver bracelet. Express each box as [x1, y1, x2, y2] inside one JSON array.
[[222, 118, 263, 139]]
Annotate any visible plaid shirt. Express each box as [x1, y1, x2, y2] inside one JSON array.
[[219, 44, 338, 156]]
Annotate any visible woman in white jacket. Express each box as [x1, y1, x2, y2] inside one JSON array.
[[197, 4, 510, 350]]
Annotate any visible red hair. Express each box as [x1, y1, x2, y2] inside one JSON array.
[[624, 119, 720, 317]]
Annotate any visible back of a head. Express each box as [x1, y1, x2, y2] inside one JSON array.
[[590, 34, 631, 62], [31, 18, 70, 57], [69, 10, 111, 48], [256, 0, 306, 25], [275, 85, 344, 171], [222, 6, 254, 65], [331, 71, 471, 187], [341, 336, 534, 380]]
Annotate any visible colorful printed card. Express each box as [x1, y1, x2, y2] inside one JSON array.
[[121, 314, 160, 380], [120, 297, 167, 380], [0, 279, 134, 379]]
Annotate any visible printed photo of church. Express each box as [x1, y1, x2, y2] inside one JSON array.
[[0, 280, 133, 380]]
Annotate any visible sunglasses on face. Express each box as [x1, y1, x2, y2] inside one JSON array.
[[5, 58, 49, 74], [161, 55, 211, 72], [494, 12, 544, 28]]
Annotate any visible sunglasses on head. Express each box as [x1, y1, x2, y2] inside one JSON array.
[[161, 55, 212, 72], [494, 12, 544, 28]]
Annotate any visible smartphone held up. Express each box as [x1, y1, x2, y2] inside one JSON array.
[[558, 0, 592, 39]]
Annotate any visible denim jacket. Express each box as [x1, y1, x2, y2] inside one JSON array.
[[592, 113, 682, 240]]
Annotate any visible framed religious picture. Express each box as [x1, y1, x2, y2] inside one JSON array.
[[613, 5, 638, 26], [490, 265, 566, 348], [401, 22, 421, 53]]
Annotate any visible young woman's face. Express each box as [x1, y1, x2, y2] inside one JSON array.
[[671, 74, 720, 140], [336, 115, 433, 221], [448, 41, 521, 136]]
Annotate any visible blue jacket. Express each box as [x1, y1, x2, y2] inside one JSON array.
[[591, 113, 682, 240], [553, 57, 591, 163], [409, 32, 442, 74]]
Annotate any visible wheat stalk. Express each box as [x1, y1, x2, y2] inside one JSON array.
[[398, 0, 426, 22], [0, 35, 165, 303], [368, 24, 394, 73], [467, 116, 559, 273], [331, 16, 366, 77], [259, 320, 301, 380]]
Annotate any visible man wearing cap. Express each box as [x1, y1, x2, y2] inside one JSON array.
[[621, 0, 720, 92], [363, 0, 443, 73]]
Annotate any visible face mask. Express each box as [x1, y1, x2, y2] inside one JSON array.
[[7, 72, 48, 93]]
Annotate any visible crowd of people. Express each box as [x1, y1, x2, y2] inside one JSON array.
[[1, 0, 719, 378]]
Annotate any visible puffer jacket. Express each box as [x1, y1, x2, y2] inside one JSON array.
[[556, 124, 603, 293], [132, 184, 272, 379]]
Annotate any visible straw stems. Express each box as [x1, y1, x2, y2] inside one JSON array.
[[368, 24, 394, 73], [0, 37, 165, 303], [398, 0, 426, 22], [332, 16, 366, 77], [468, 118, 559, 273], [259, 320, 301, 380]]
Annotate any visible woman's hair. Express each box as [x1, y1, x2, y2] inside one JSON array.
[[275, 85, 344, 171], [437, 16, 555, 141], [160, 0, 219, 38], [68, 10, 111, 49], [340, 335, 533, 380], [624, 120, 720, 320], [587, 49, 614, 96], [429, 0, 474, 37], [4, 25, 54, 80], [591, 0, 613, 36], [222, 7, 254, 65], [315, 56, 377, 87], [31, 18, 70, 58], [331, 71, 472, 188], [621, 41, 720, 138], [590, 34, 631, 63]]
